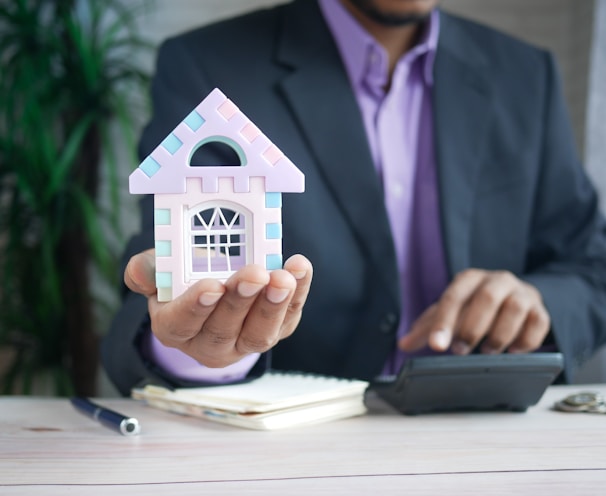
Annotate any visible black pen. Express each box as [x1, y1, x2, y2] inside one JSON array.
[[70, 397, 141, 436]]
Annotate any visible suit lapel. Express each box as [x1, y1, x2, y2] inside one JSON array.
[[433, 13, 493, 275], [275, 1, 401, 305], [272, 5, 494, 301]]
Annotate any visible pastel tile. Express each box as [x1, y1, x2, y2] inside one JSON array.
[[155, 240, 172, 257], [266, 254, 283, 270], [156, 271, 172, 288], [162, 133, 183, 155], [263, 144, 283, 165], [266, 223, 282, 239], [140, 156, 161, 177], [240, 122, 261, 143], [184, 110, 205, 131], [265, 192, 282, 208], [218, 100, 238, 120], [155, 209, 171, 225], [157, 287, 172, 302]]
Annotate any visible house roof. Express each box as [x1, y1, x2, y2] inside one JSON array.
[[129, 88, 305, 195]]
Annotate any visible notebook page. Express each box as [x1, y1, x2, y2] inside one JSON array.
[[168, 372, 369, 413]]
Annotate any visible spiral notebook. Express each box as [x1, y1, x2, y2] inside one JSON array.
[[132, 372, 369, 430]]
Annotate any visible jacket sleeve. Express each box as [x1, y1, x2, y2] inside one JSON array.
[[521, 52, 606, 381]]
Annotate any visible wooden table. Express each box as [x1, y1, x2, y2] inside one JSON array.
[[1, 385, 605, 495]]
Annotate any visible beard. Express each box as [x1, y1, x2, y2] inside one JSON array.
[[346, 0, 433, 26]]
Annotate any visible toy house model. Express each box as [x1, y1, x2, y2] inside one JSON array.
[[129, 88, 305, 302]]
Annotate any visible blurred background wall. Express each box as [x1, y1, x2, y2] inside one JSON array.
[[577, 0, 606, 382], [100, 0, 606, 394]]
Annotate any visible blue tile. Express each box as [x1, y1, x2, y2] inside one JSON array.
[[265, 192, 282, 208], [155, 240, 172, 257], [184, 110, 205, 131], [266, 254, 283, 270], [156, 271, 172, 288], [140, 156, 161, 177], [154, 209, 171, 225], [162, 133, 183, 154], [265, 223, 282, 239]]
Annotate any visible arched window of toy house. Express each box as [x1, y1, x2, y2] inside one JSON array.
[[187, 202, 251, 280], [189, 136, 246, 167]]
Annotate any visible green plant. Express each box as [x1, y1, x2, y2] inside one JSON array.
[[0, 0, 152, 395]]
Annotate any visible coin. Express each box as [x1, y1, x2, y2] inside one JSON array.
[[554, 391, 606, 414]]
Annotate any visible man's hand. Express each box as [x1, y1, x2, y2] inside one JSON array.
[[399, 269, 550, 355], [124, 249, 313, 368]]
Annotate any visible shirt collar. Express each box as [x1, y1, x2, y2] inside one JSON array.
[[319, 0, 440, 90]]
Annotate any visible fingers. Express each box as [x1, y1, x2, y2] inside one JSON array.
[[233, 268, 297, 355], [507, 303, 551, 353], [148, 276, 227, 349], [229, 254, 312, 354], [478, 286, 536, 354], [400, 269, 485, 352], [399, 269, 551, 356], [399, 304, 442, 352], [177, 264, 273, 367], [451, 270, 521, 354], [280, 254, 313, 338], [147, 254, 313, 369]]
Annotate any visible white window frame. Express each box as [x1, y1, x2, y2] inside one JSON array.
[[185, 201, 251, 281]]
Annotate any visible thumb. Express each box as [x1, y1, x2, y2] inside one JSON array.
[[124, 249, 157, 296]]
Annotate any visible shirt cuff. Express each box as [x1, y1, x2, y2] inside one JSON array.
[[144, 332, 260, 384]]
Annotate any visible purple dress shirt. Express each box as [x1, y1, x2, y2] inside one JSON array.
[[319, 0, 449, 374], [148, 0, 450, 381]]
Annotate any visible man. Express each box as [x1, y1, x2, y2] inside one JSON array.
[[103, 0, 606, 396]]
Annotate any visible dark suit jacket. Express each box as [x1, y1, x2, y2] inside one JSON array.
[[102, 0, 606, 395]]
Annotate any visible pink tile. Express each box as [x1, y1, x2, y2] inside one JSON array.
[[240, 122, 261, 143], [263, 144, 283, 165], [218, 100, 238, 120]]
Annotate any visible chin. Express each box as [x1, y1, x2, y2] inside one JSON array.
[[346, 0, 438, 25]]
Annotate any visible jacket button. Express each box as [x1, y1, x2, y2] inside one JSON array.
[[379, 313, 398, 334]]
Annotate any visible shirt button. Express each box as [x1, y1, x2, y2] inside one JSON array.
[[391, 183, 403, 198], [379, 313, 398, 334]]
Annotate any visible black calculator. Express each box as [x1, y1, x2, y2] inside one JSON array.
[[369, 353, 564, 415]]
